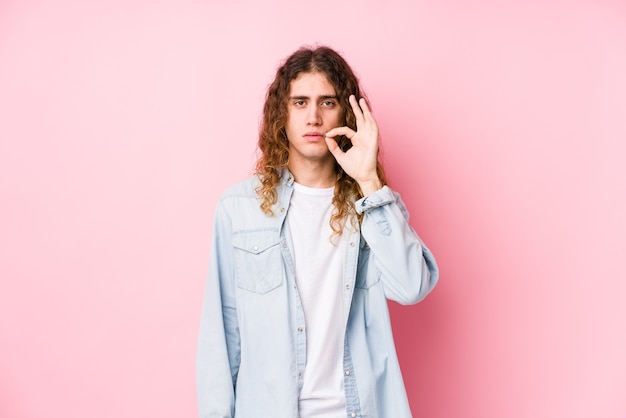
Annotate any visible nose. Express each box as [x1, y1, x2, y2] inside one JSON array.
[[306, 105, 321, 126]]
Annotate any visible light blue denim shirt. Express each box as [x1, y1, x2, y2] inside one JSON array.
[[196, 171, 439, 418]]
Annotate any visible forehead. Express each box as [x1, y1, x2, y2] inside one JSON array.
[[289, 71, 336, 96]]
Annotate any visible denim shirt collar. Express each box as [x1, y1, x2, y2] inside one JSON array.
[[280, 168, 295, 187]]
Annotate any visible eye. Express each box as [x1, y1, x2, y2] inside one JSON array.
[[293, 100, 306, 107], [321, 100, 336, 107]]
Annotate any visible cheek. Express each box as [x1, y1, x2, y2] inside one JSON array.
[[287, 109, 303, 125], [331, 110, 343, 126], [285, 113, 296, 132]]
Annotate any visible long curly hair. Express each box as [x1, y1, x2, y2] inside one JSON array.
[[255, 46, 387, 235]]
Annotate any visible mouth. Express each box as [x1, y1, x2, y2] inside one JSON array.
[[303, 132, 325, 141]]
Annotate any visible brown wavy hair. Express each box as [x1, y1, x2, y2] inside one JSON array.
[[255, 46, 387, 235]]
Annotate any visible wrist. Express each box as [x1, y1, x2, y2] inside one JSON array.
[[358, 178, 383, 197]]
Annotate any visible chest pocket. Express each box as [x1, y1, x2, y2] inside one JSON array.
[[232, 230, 284, 294], [355, 238, 381, 290]]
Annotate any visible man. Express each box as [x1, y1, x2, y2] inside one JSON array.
[[196, 46, 439, 418]]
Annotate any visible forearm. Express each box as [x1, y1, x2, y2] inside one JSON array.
[[356, 186, 439, 304], [196, 203, 240, 417]]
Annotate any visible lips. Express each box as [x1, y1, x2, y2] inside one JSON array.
[[303, 132, 324, 141]]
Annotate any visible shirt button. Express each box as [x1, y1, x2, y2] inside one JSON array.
[[252, 245, 259, 252], [280, 207, 285, 212], [345, 284, 351, 290], [345, 370, 351, 375], [297, 327, 303, 332], [298, 371, 302, 377], [350, 241, 355, 247], [351, 413, 357, 417]]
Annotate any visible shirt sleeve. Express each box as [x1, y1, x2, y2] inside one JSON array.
[[196, 200, 240, 418], [355, 186, 439, 305]]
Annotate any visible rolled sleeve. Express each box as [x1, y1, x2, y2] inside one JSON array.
[[355, 186, 395, 215]]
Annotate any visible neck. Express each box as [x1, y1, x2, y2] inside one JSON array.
[[288, 158, 336, 188]]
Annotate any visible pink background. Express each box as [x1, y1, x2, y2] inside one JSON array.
[[1, 0, 625, 417]]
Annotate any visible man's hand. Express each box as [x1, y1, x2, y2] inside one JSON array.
[[325, 95, 382, 196]]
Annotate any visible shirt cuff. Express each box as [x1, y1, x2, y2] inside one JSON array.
[[355, 185, 395, 215]]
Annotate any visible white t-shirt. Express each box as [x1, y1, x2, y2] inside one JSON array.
[[287, 182, 347, 417]]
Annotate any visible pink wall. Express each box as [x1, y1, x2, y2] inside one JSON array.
[[1, 0, 625, 417]]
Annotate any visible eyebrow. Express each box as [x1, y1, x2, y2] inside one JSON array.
[[289, 95, 338, 100]]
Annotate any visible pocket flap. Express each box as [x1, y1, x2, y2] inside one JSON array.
[[232, 231, 280, 255]]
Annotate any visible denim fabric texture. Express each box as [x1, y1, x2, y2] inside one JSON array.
[[197, 171, 439, 418]]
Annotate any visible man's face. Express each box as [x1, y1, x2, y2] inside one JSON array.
[[284, 71, 342, 166]]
